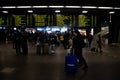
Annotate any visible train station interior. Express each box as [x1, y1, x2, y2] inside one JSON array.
[[0, 0, 120, 80]]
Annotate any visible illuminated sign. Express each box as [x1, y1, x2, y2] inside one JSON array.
[[0, 16, 12, 26], [78, 15, 90, 27], [0, 17, 5, 26], [14, 15, 28, 27], [14, 15, 32, 27], [0, 14, 97, 27], [35, 15, 48, 26], [78, 15, 96, 27], [56, 14, 72, 26]]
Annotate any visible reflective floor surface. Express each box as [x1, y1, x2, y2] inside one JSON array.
[[0, 42, 120, 80]]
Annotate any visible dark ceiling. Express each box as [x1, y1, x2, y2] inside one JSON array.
[[0, 0, 120, 6], [0, 0, 120, 14]]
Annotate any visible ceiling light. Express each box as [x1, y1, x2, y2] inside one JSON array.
[[49, 6, 64, 8], [2, 11, 8, 13], [114, 7, 120, 9], [98, 7, 113, 9], [82, 11, 88, 13], [33, 6, 48, 8], [55, 10, 60, 13], [82, 6, 97, 9], [2, 6, 16, 8], [27, 10, 33, 13], [17, 6, 32, 8], [65, 6, 80, 8], [109, 11, 115, 14]]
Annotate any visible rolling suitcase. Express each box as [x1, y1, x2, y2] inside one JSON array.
[[65, 54, 78, 73]]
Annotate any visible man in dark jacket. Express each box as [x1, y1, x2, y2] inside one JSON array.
[[73, 29, 88, 70], [49, 33, 57, 53], [15, 31, 21, 55]]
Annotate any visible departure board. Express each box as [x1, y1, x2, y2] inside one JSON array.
[[78, 15, 97, 27], [0, 17, 5, 26], [0, 14, 97, 28], [14, 15, 28, 27], [56, 14, 72, 26], [0, 16, 11, 26], [78, 15, 90, 27], [35, 15, 48, 26]]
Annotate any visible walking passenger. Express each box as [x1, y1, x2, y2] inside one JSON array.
[[49, 33, 57, 54], [96, 34, 103, 53], [36, 32, 44, 55], [15, 31, 21, 55], [72, 29, 88, 70], [21, 32, 28, 55]]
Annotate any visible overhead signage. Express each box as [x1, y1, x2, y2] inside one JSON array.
[[56, 14, 72, 26]]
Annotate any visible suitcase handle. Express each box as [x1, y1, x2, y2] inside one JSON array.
[[67, 48, 75, 55]]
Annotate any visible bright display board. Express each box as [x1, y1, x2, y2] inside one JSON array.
[[56, 14, 72, 26], [34, 14, 51, 26], [14, 15, 32, 27], [78, 15, 96, 27], [0, 14, 97, 27], [0, 15, 12, 26]]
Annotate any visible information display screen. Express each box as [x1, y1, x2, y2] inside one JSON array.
[[0, 14, 97, 28], [78, 15, 96, 27], [0, 15, 12, 27], [0, 17, 5, 26], [14, 15, 27, 27], [56, 14, 72, 26], [35, 15, 49, 26], [14, 15, 33, 27]]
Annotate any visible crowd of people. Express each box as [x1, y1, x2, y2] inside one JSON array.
[[0, 28, 104, 71], [11, 30, 71, 55]]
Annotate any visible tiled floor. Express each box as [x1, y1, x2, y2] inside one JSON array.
[[0, 42, 120, 80]]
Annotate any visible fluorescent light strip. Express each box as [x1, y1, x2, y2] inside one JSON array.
[[1, 5, 119, 10], [114, 7, 120, 9], [49, 6, 64, 8], [33, 6, 48, 8], [65, 6, 80, 8], [2, 6, 16, 8], [98, 7, 113, 9], [17, 6, 32, 8], [82, 6, 97, 9]]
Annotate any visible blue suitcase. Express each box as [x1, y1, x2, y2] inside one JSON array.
[[65, 54, 78, 73]]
